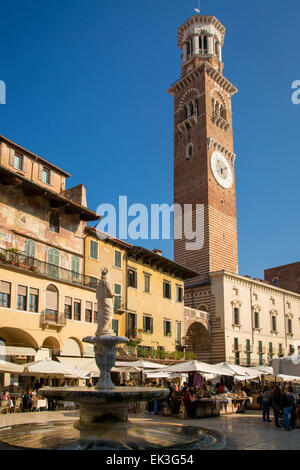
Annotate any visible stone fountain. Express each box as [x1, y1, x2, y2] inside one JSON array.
[[0, 269, 225, 450]]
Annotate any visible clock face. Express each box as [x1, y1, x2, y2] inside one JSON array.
[[210, 151, 233, 189]]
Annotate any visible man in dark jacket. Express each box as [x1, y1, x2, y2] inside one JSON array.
[[281, 386, 295, 431], [271, 385, 282, 427]]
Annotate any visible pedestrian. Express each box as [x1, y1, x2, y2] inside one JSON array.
[[260, 385, 272, 422], [271, 385, 282, 428], [281, 386, 295, 431]]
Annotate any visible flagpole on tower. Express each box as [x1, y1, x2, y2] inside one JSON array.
[[194, 0, 200, 14]]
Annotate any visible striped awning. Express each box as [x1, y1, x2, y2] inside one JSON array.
[[3, 346, 37, 357]]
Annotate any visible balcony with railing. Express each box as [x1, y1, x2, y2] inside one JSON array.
[[0, 247, 97, 289], [184, 306, 211, 323], [40, 310, 67, 328]]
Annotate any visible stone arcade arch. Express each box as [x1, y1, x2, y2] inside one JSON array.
[[184, 321, 211, 362]]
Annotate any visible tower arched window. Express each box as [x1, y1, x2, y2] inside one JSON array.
[[186, 144, 193, 160], [186, 41, 191, 57], [49, 210, 59, 233], [24, 239, 36, 258], [220, 106, 227, 120], [199, 34, 208, 53]]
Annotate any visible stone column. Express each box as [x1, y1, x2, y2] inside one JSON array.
[[217, 43, 222, 62], [207, 35, 214, 55], [183, 42, 188, 62], [193, 35, 199, 55]]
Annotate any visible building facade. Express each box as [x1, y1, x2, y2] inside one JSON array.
[[85, 228, 203, 358], [169, 15, 300, 365], [0, 134, 201, 390]]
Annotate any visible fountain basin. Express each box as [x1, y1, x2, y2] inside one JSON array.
[[0, 420, 225, 450], [40, 386, 169, 424]]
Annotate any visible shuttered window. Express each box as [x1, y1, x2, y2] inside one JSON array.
[[25, 239, 36, 258], [49, 210, 59, 233], [90, 241, 98, 260], [85, 301, 93, 323], [114, 250, 122, 268], [94, 303, 98, 323], [71, 256, 80, 279], [163, 320, 172, 337], [112, 319, 119, 336], [0, 281, 11, 308], [29, 288, 39, 313], [143, 316, 153, 334], [64, 296, 72, 319], [17, 285, 27, 311], [128, 269, 137, 288], [74, 299, 81, 321], [163, 282, 171, 299], [47, 248, 59, 278]]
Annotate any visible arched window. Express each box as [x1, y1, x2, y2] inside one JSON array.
[[71, 256, 80, 280], [272, 278, 279, 286], [45, 284, 59, 322], [186, 144, 193, 160], [49, 210, 59, 233], [47, 248, 60, 278], [24, 239, 36, 258]]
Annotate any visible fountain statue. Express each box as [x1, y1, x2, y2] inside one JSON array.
[[0, 269, 225, 450]]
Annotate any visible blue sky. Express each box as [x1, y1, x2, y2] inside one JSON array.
[[0, 0, 299, 279]]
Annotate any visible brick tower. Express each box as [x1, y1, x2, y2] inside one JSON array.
[[168, 15, 239, 282]]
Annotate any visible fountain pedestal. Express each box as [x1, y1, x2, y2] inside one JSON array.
[[83, 335, 128, 391]]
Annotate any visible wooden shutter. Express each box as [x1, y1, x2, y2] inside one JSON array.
[[1, 281, 11, 294], [17, 285, 27, 296], [30, 288, 39, 296], [9, 148, 15, 167], [71, 256, 79, 273], [49, 170, 54, 186], [25, 240, 35, 257], [48, 248, 59, 266], [22, 155, 28, 172], [46, 287, 58, 311], [38, 164, 43, 181], [163, 320, 166, 336]]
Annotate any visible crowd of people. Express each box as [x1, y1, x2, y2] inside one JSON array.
[[259, 384, 300, 431]]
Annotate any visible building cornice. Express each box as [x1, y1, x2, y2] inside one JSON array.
[[167, 61, 238, 97], [177, 15, 226, 48], [210, 270, 300, 300], [207, 137, 236, 164]]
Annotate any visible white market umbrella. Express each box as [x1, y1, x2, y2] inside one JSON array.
[[115, 360, 166, 370], [272, 356, 300, 378], [0, 360, 24, 374], [250, 365, 273, 375], [157, 360, 234, 376], [21, 359, 87, 379], [216, 362, 251, 377]]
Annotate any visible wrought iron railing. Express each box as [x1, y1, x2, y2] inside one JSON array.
[[40, 310, 67, 327], [0, 247, 98, 289]]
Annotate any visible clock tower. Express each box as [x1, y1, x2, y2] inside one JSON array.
[[168, 15, 239, 282]]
